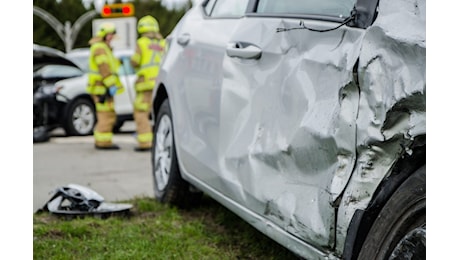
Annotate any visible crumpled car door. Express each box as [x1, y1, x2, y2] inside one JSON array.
[[216, 4, 363, 250]]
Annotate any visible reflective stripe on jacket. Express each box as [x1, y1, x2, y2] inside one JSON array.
[[131, 36, 166, 92], [87, 41, 124, 95]]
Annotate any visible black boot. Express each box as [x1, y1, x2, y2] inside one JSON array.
[[134, 147, 150, 152], [95, 144, 120, 150]]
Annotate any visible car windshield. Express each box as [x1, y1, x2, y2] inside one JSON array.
[[66, 50, 90, 72], [34, 64, 83, 79], [67, 55, 89, 72]]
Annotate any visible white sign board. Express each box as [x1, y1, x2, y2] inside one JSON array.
[[92, 17, 137, 51]]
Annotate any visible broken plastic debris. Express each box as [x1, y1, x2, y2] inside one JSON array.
[[38, 183, 133, 218]]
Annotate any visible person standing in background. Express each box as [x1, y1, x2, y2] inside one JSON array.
[[130, 15, 167, 152], [87, 22, 124, 150]]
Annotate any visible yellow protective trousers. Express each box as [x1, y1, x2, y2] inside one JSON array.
[[92, 95, 116, 147], [133, 90, 153, 149]]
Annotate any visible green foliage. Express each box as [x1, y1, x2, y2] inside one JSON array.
[[33, 0, 93, 51], [33, 0, 190, 52], [33, 196, 301, 260]]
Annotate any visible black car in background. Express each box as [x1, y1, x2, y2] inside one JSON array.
[[33, 44, 84, 142]]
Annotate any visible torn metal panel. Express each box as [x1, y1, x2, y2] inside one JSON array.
[[39, 184, 133, 218], [335, 0, 426, 254]]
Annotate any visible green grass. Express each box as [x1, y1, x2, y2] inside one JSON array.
[[33, 196, 301, 260]]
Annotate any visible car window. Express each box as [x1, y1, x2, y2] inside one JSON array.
[[206, 0, 249, 18], [67, 55, 89, 72], [36, 65, 83, 79], [256, 0, 355, 18], [204, 0, 217, 15]]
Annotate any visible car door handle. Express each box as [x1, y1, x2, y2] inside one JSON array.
[[226, 42, 262, 59], [177, 33, 190, 46]]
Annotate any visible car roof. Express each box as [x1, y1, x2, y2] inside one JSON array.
[[33, 44, 79, 70]]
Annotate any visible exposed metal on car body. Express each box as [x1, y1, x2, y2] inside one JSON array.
[[336, 0, 426, 254], [151, 0, 425, 258]]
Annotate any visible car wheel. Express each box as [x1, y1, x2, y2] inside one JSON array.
[[152, 98, 202, 208], [64, 98, 96, 136], [358, 165, 426, 260]]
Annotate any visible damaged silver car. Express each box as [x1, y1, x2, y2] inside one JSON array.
[[150, 0, 425, 259]]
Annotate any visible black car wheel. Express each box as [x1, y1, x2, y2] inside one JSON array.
[[358, 165, 426, 260], [64, 98, 96, 136], [152, 98, 202, 208]]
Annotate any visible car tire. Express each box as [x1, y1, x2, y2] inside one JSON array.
[[357, 165, 426, 260], [63, 98, 96, 136], [152, 98, 202, 208]]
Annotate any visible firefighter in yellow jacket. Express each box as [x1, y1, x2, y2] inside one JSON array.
[[130, 16, 167, 152], [87, 22, 124, 150]]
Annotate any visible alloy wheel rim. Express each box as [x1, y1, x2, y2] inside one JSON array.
[[154, 115, 173, 191], [72, 104, 94, 134]]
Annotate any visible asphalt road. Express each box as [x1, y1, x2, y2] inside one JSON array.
[[33, 122, 154, 213]]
